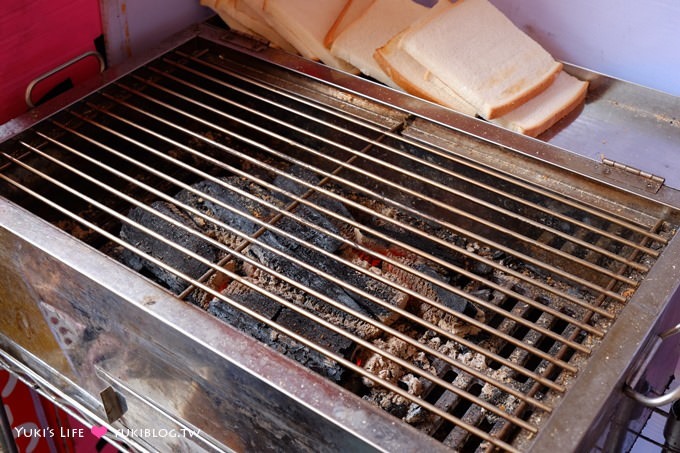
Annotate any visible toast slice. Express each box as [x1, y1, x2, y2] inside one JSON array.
[[492, 71, 588, 137], [261, 0, 358, 73], [330, 0, 432, 88], [375, 26, 476, 115], [324, 0, 374, 48], [210, 0, 298, 53], [202, 0, 261, 37], [399, 0, 562, 119]]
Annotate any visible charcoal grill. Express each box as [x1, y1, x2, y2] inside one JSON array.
[[2, 22, 680, 452]]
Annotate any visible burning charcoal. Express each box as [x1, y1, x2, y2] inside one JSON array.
[[353, 209, 467, 269], [415, 264, 480, 318], [120, 201, 217, 293]]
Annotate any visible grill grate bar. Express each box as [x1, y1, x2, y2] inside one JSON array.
[[166, 50, 665, 256], [497, 219, 665, 444], [79, 95, 595, 358], [38, 113, 574, 399], [106, 78, 624, 326], [49, 110, 576, 387], [172, 49, 664, 248], [147, 56, 649, 285], [121, 65, 641, 301], [0, 148, 535, 450], [0, 171, 525, 453]]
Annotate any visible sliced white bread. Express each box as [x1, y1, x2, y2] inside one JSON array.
[[399, 0, 563, 120], [202, 0, 260, 37], [492, 71, 588, 137], [211, 0, 298, 53], [324, 0, 374, 48], [374, 26, 477, 115], [330, 0, 432, 88], [261, 0, 358, 73]]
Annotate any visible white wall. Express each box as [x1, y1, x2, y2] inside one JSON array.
[[100, 0, 680, 97], [489, 0, 680, 96]]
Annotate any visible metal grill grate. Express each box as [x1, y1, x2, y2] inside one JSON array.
[[0, 36, 675, 451]]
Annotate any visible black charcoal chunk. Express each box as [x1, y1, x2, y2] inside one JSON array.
[[207, 292, 281, 344], [251, 243, 402, 324], [208, 293, 350, 383], [175, 178, 274, 236], [415, 264, 479, 318], [273, 165, 352, 220], [250, 245, 368, 317], [120, 201, 216, 293], [262, 205, 343, 254], [274, 308, 352, 382], [179, 176, 343, 254]]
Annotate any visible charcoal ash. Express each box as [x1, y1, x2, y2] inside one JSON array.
[[414, 263, 480, 319], [249, 243, 408, 324], [357, 329, 435, 419], [120, 200, 217, 293]]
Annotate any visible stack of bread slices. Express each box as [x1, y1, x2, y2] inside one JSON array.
[[202, 0, 589, 137]]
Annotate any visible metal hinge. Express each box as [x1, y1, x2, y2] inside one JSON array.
[[100, 386, 128, 423], [599, 157, 665, 193]]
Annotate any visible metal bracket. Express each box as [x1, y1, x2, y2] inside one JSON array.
[[100, 386, 128, 423], [598, 157, 665, 194]]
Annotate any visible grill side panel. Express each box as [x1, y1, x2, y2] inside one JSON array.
[[0, 200, 446, 452]]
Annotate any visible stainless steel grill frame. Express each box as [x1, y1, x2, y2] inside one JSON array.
[[2, 22, 680, 452]]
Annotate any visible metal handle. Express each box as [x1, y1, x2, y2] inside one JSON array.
[[25, 50, 105, 108], [624, 323, 680, 407]]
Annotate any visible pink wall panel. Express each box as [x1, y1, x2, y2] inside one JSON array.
[[0, 1, 103, 124]]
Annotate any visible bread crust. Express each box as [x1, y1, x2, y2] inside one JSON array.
[[324, 0, 375, 48], [399, 0, 564, 120], [375, 41, 476, 115], [518, 78, 588, 137], [375, 47, 427, 97], [493, 72, 589, 137], [485, 61, 563, 119]]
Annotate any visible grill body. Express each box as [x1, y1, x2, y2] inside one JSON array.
[[2, 23, 680, 452]]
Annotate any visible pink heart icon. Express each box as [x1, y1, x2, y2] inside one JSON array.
[[91, 426, 108, 439]]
